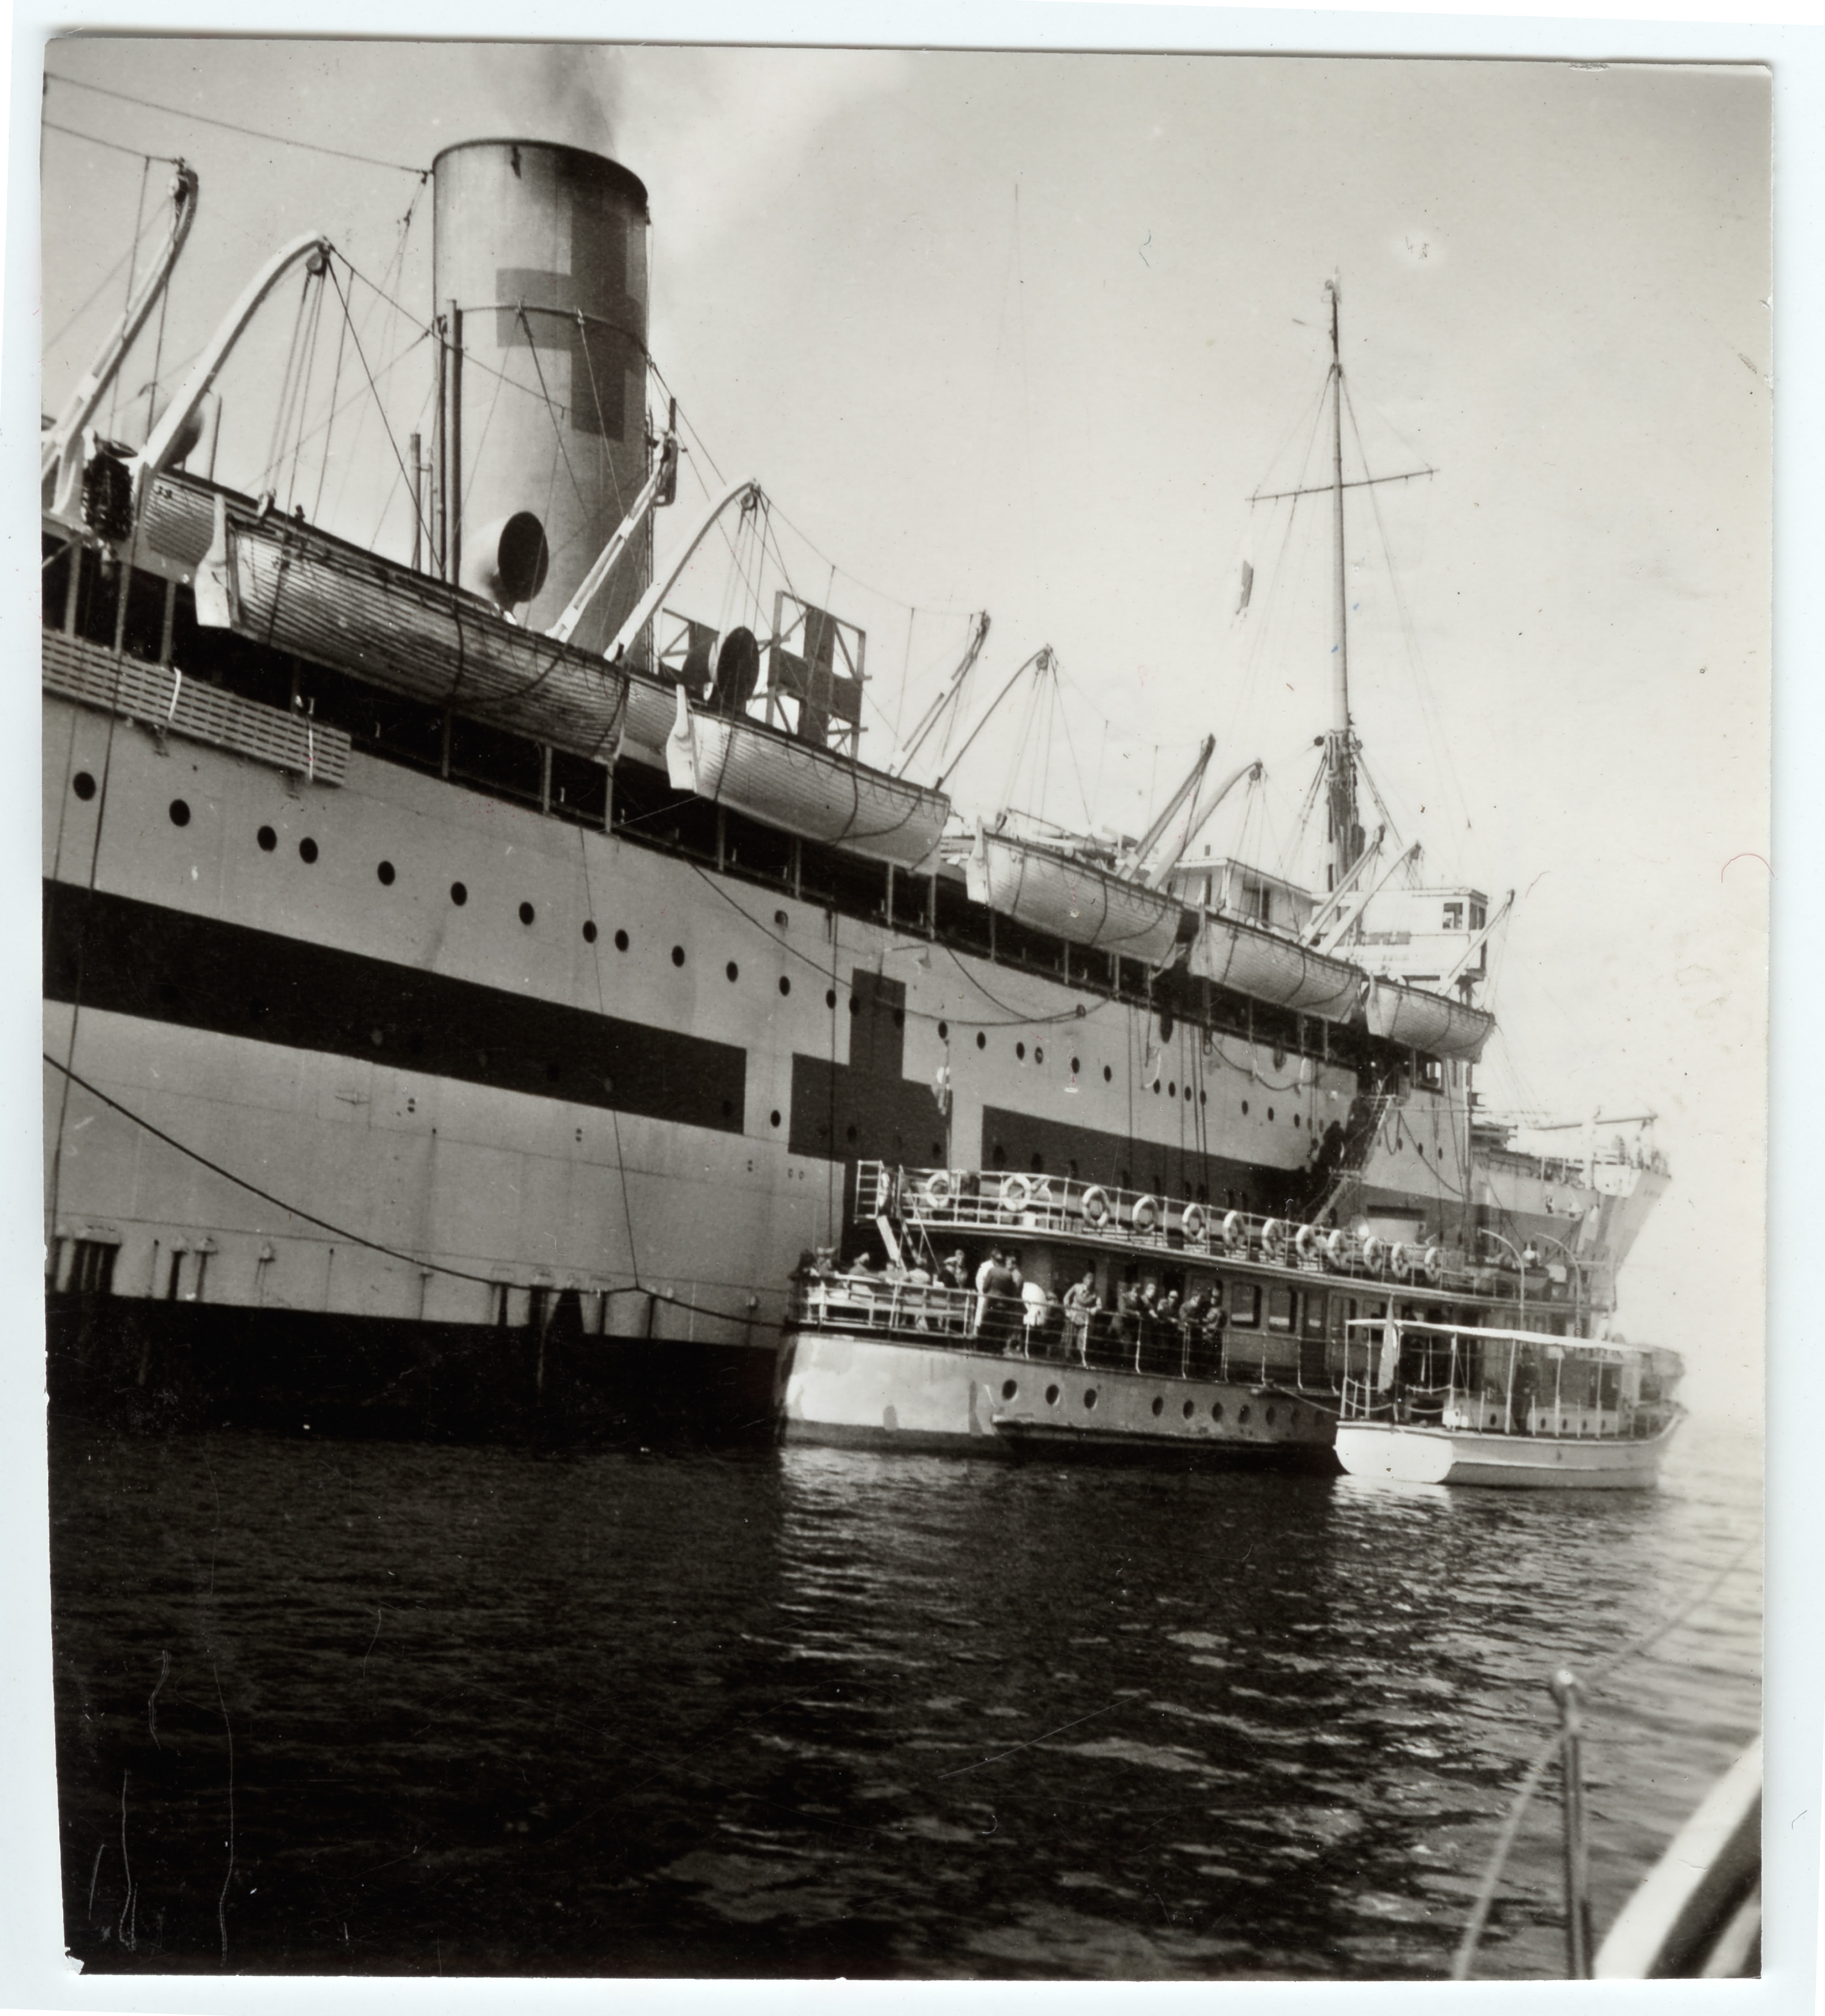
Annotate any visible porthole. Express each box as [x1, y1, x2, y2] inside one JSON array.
[[519, 901, 536, 926], [1001, 1379, 1018, 1401], [1267, 1107, 1275, 1122], [1293, 1113, 1302, 1129], [1168, 1081, 1176, 1098], [614, 929, 629, 952], [72, 772, 96, 801], [672, 945, 686, 967], [582, 920, 598, 943], [779, 975, 792, 996], [726, 961, 740, 983], [1182, 1399, 1195, 1419], [1083, 1388, 1098, 1410], [769, 1108, 781, 1127], [1151, 1396, 1164, 1417], [1103, 1065, 1112, 1082], [1266, 1407, 1277, 1426], [169, 798, 191, 827], [1035, 1047, 1044, 1064], [1200, 1091, 1207, 1106], [257, 824, 277, 851], [377, 861, 396, 885], [976, 1032, 987, 1050], [1211, 1401, 1225, 1422], [1239, 1405, 1252, 1425], [1152, 1079, 1161, 1095], [1070, 1056, 1080, 1074], [1016, 1043, 1026, 1061], [1288, 1408, 1300, 1427], [1184, 1086, 1192, 1102], [298, 837, 319, 863], [1045, 1384, 1060, 1406], [847, 995, 858, 1014], [827, 988, 838, 1009], [1241, 1099, 1250, 1116], [938, 1021, 949, 1041], [450, 880, 467, 906]]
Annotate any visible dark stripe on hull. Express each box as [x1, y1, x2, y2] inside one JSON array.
[[44, 879, 746, 1133], [46, 1293, 778, 1445]]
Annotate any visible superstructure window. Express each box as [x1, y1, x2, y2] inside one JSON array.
[[1268, 1286, 1296, 1333], [1229, 1281, 1260, 1328]]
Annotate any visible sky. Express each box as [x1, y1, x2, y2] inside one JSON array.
[[36, 40, 1770, 1416]]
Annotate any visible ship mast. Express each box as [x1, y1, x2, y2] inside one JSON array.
[[1324, 278, 1360, 895]]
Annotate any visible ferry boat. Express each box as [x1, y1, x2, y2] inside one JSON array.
[[41, 131, 1668, 1443], [1331, 1317, 1684, 1487]]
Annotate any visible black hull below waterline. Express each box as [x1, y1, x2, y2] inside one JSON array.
[[44, 1294, 779, 1445]]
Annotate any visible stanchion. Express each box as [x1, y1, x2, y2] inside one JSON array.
[[1550, 1667, 1593, 1977]]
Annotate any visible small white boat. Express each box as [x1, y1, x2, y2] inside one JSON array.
[[1333, 1318, 1683, 1488], [1364, 975, 1495, 1063], [964, 827, 1185, 965], [1190, 908, 1365, 1020]]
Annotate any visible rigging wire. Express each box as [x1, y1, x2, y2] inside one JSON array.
[[43, 118, 181, 165], [44, 71, 429, 176]]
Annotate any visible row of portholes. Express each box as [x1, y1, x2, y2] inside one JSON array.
[[1009, 1377, 1292, 1431]]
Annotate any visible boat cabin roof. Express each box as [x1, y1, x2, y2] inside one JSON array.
[[1344, 1316, 1653, 1363]]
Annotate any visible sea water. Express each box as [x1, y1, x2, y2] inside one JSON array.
[[45, 1412, 1759, 1979]]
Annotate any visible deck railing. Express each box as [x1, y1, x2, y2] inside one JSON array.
[[857, 1161, 1505, 1294], [787, 1272, 1305, 1385]]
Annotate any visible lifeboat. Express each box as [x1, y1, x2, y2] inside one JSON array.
[[676, 698, 951, 871], [1365, 977, 1495, 1062], [964, 828, 1185, 965], [1189, 910, 1365, 1020], [145, 472, 637, 760]]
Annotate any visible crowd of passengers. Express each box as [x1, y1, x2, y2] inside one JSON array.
[[793, 1242, 1238, 1373]]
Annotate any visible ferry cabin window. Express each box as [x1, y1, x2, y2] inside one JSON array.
[[1267, 1286, 1296, 1333], [1228, 1281, 1260, 1328], [1303, 1291, 1327, 1337], [1470, 901, 1486, 932]]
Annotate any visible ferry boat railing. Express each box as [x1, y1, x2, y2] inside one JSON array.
[[787, 1271, 1297, 1386], [857, 1160, 1521, 1297]]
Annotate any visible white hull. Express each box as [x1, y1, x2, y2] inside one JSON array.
[[966, 831, 1183, 965], [780, 1325, 1334, 1458], [686, 707, 950, 871], [1190, 912, 1364, 1020], [1335, 1418, 1679, 1488]]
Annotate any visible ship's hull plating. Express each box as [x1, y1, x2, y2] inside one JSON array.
[[780, 1326, 1336, 1462]]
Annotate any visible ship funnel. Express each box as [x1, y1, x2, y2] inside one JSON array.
[[461, 510, 551, 611], [433, 139, 651, 650]]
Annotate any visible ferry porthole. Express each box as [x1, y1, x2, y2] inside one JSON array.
[[1070, 1056, 1080, 1074], [1293, 1113, 1302, 1128], [449, 880, 467, 905], [672, 945, 686, 967], [827, 988, 838, 1008], [1241, 1099, 1250, 1115], [582, 920, 597, 943], [168, 798, 190, 826], [847, 995, 858, 1013], [726, 961, 740, 982], [769, 1109, 781, 1127], [1239, 1406, 1252, 1424], [938, 1021, 949, 1040], [519, 901, 536, 926], [1102, 1065, 1111, 1082], [1083, 1388, 1097, 1409], [1151, 1396, 1164, 1416], [299, 837, 319, 863], [778, 975, 791, 995], [1035, 1047, 1044, 1064], [73, 772, 96, 801], [1016, 1042, 1026, 1060], [614, 929, 628, 951], [1200, 1091, 1207, 1106], [1211, 1401, 1224, 1422], [1045, 1385, 1060, 1406], [1267, 1106, 1275, 1122], [976, 1032, 987, 1050], [256, 824, 277, 851], [1265, 1407, 1277, 1426], [1182, 1400, 1195, 1419], [1168, 1081, 1176, 1098], [377, 861, 396, 885], [1001, 1380, 1018, 1401]]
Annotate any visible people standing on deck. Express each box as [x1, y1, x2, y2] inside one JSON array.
[[1063, 1270, 1098, 1365], [982, 1249, 1023, 1352]]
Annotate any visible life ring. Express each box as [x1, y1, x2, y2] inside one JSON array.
[[1294, 1223, 1320, 1263], [1221, 1211, 1248, 1256], [1324, 1227, 1351, 1268], [921, 1170, 954, 1210], [1391, 1241, 1414, 1281], [1361, 1234, 1387, 1272], [1423, 1245, 1446, 1284], [1131, 1195, 1161, 1233], [1080, 1185, 1112, 1227], [1182, 1202, 1209, 1244], [999, 1173, 1032, 1212], [1260, 1217, 1286, 1260]]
